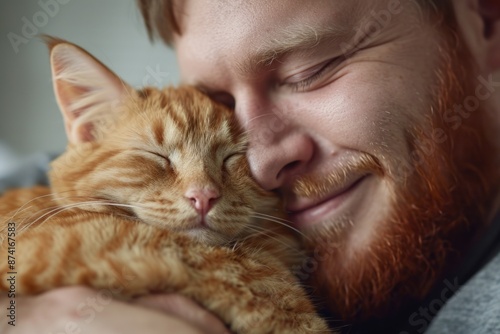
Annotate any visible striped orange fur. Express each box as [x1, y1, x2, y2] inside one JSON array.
[[0, 38, 331, 333]]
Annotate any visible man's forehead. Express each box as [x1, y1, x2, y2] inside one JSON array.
[[174, 0, 415, 84], [173, 0, 414, 54], [175, 0, 357, 39], [175, 1, 360, 58]]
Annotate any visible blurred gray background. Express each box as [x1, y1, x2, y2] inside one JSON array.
[[0, 0, 180, 156]]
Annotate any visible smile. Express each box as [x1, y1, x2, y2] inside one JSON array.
[[287, 175, 370, 229]]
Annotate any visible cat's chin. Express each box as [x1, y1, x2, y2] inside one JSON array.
[[180, 227, 232, 246]]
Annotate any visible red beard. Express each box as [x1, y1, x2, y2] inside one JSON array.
[[303, 14, 499, 322]]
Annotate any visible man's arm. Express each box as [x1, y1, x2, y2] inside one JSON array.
[[0, 287, 229, 334]]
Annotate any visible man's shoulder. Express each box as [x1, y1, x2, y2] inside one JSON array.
[[427, 227, 500, 334]]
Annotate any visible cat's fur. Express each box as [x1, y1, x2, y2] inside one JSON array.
[[0, 38, 331, 333]]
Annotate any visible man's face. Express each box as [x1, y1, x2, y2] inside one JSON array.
[[174, 0, 492, 320], [175, 0, 436, 246]]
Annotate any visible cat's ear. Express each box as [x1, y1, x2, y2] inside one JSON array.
[[43, 36, 133, 144]]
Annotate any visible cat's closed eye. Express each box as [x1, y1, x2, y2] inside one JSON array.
[[145, 150, 172, 169], [223, 153, 243, 168]]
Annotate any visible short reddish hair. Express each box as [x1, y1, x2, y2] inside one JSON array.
[[136, 0, 453, 46]]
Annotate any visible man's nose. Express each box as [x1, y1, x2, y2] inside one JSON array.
[[235, 95, 315, 191]]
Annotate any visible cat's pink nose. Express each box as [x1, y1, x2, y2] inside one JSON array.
[[184, 187, 220, 215]]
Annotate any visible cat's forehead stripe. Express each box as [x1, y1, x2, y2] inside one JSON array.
[[137, 87, 155, 100], [158, 93, 169, 109], [152, 121, 165, 146], [136, 87, 244, 151]]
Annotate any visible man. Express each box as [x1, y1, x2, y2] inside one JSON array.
[[1, 0, 499, 333]]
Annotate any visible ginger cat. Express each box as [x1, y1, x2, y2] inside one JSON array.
[[0, 38, 331, 333]]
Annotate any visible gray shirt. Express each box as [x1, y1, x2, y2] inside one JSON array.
[[427, 234, 500, 334]]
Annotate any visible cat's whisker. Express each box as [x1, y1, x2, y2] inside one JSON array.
[[51, 194, 128, 204], [34, 201, 142, 231], [252, 211, 296, 225], [48, 189, 148, 210], [62, 201, 142, 213], [0, 192, 85, 235], [5, 192, 60, 225], [251, 213, 311, 241], [17, 205, 67, 235], [241, 225, 298, 247], [34, 188, 111, 203], [231, 224, 303, 255], [17, 201, 142, 235]]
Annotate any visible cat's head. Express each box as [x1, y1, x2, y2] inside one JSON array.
[[45, 37, 280, 246]]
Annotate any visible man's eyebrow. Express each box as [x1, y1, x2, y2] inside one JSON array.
[[235, 24, 353, 75]]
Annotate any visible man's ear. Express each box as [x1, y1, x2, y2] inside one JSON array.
[[454, 0, 500, 71], [43, 36, 133, 144]]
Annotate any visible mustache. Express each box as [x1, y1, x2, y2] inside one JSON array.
[[292, 153, 384, 198]]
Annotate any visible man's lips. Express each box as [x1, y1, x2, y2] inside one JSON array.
[[285, 174, 369, 227], [286, 174, 367, 213]]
